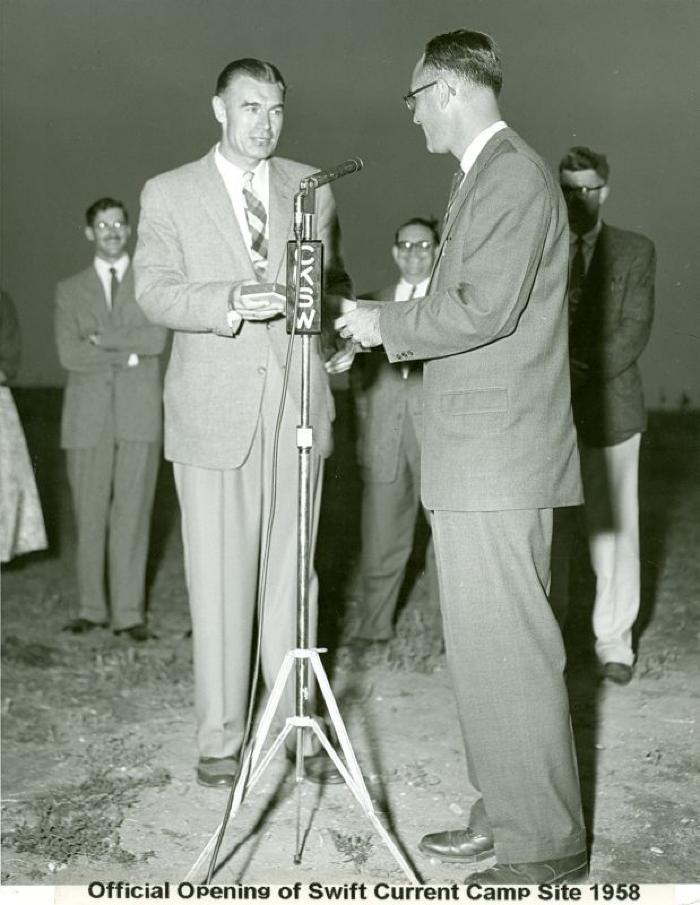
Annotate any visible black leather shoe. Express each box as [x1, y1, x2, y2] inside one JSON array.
[[286, 749, 344, 784], [419, 827, 495, 863], [196, 756, 239, 788], [62, 618, 107, 634], [465, 852, 589, 884], [114, 624, 155, 642], [603, 662, 633, 685]]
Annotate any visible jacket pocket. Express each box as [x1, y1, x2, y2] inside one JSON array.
[[438, 387, 508, 438]]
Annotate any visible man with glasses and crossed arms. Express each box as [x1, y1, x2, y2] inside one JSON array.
[[552, 147, 655, 686], [55, 198, 167, 641], [337, 29, 587, 883], [349, 218, 441, 647]]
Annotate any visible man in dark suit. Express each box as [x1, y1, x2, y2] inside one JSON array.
[[556, 146, 655, 685], [134, 59, 353, 788], [55, 198, 167, 641], [338, 29, 587, 884], [351, 218, 440, 644]]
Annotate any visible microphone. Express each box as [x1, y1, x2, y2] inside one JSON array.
[[300, 157, 364, 189]]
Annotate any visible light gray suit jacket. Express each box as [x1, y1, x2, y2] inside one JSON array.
[[351, 284, 424, 482], [134, 148, 352, 469], [380, 128, 583, 512], [55, 264, 167, 449]]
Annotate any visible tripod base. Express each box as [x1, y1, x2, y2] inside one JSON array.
[[187, 647, 419, 884]]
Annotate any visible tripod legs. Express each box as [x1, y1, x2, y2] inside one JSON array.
[[186, 648, 420, 884]]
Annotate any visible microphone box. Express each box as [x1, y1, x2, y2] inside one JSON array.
[[286, 240, 323, 335]]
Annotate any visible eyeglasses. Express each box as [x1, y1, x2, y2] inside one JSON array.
[[560, 184, 606, 198], [395, 240, 435, 252], [403, 81, 438, 111], [94, 221, 127, 231]]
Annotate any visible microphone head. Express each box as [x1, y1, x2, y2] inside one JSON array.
[[351, 157, 364, 172]]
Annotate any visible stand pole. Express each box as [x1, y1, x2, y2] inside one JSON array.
[[188, 184, 420, 886]]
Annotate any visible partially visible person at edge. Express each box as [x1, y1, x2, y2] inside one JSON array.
[[336, 29, 587, 884], [55, 198, 167, 641], [134, 58, 354, 789], [550, 146, 655, 687], [0, 289, 47, 563]]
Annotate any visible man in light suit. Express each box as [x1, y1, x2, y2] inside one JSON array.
[[134, 59, 353, 788], [56, 198, 167, 642], [351, 218, 441, 644], [554, 147, 655, 685], [338, 30, 587, 884]]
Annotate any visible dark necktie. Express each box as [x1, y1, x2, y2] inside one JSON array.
[[109, 267, 119, 309], [443, 169, 465, 229], [401, 284, 417, 379], [568, 237, 586, 321], [242, 170, 268, 280]]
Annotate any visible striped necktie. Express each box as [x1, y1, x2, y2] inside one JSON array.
[[109, 267, 119, 309], [401, 284, 417, 379], [242, 170, 268, 280]]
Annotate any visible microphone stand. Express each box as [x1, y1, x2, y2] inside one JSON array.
[[187, 178, 419, 886]]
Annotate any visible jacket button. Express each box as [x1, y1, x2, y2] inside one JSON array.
[[257, 366, 266, 375]]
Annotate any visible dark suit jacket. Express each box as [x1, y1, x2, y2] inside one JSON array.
[[55, 264, 167, 449], [379, 127, 582, 512], [134, 148, 353, 469], [0, 291, 21, 383], [350, 284, 424, 482], [570, 224, 655, 447]]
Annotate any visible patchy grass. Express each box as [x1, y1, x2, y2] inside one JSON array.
[[328, 829, 374, 870]]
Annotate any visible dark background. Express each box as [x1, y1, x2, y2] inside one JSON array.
[[2, 0, 698, 403]]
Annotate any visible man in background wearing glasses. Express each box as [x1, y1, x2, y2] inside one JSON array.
[[55, 198, 167, 642], [349, 218, 441, 647], [553, 147, 656, 686], [337, 29, 587, 884]]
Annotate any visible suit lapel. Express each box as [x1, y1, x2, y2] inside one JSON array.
[[80, 266, 111, 326], [429, 128, 513, 286], [267, 159, 295, 282], [198, 149, 252, 265], [111, 264, 134, 316]]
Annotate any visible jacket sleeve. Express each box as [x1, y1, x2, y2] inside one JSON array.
[[54, 284, 127, 372], [96, 323, 168, 355], [589, 242, 655, 380], [380, 154, 550, 362], [133, 178, 235, 335]]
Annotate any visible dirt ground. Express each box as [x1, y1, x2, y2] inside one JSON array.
[[1, 391, 699, 888]]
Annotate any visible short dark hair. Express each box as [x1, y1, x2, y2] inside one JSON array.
[[559, 146, 610, 182], [215, 58, 286, 96], [423, 29, 502, 96], [85, 197, 128, 227], [394, 217, 440, 246]]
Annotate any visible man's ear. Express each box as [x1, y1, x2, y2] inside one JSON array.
[[212, 95, 225, 125], [599, 184, 610, 206], [437, 77, 455, 110], [84, 225, 95, 243], [391, 245, 400, 268]]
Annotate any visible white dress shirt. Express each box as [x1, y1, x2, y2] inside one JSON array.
[[459, 120, 508, 179], [214, 145, 270, 261], [94, 254, 129, 309], [395, 276, 430, 301]]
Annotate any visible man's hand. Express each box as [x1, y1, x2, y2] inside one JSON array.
[[232, 281, 285, 322], [335, 304, 382, 348], [324, 342, 357, 375]]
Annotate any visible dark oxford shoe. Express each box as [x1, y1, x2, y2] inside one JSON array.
[[419, 827, 495, 863], [62, 618, 107, 634], [113, 624, 155, 642], [603, 662, 633, 685], [196, 756, 239, 788], [465, 852, 589, 885]]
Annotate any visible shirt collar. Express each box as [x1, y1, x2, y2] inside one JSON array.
[[398, 276, 430, 296], [570, 219, 602, 248], [459, 120, 507, 178], [215, 143, 268, 188], [94, 254, 129, 280]]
